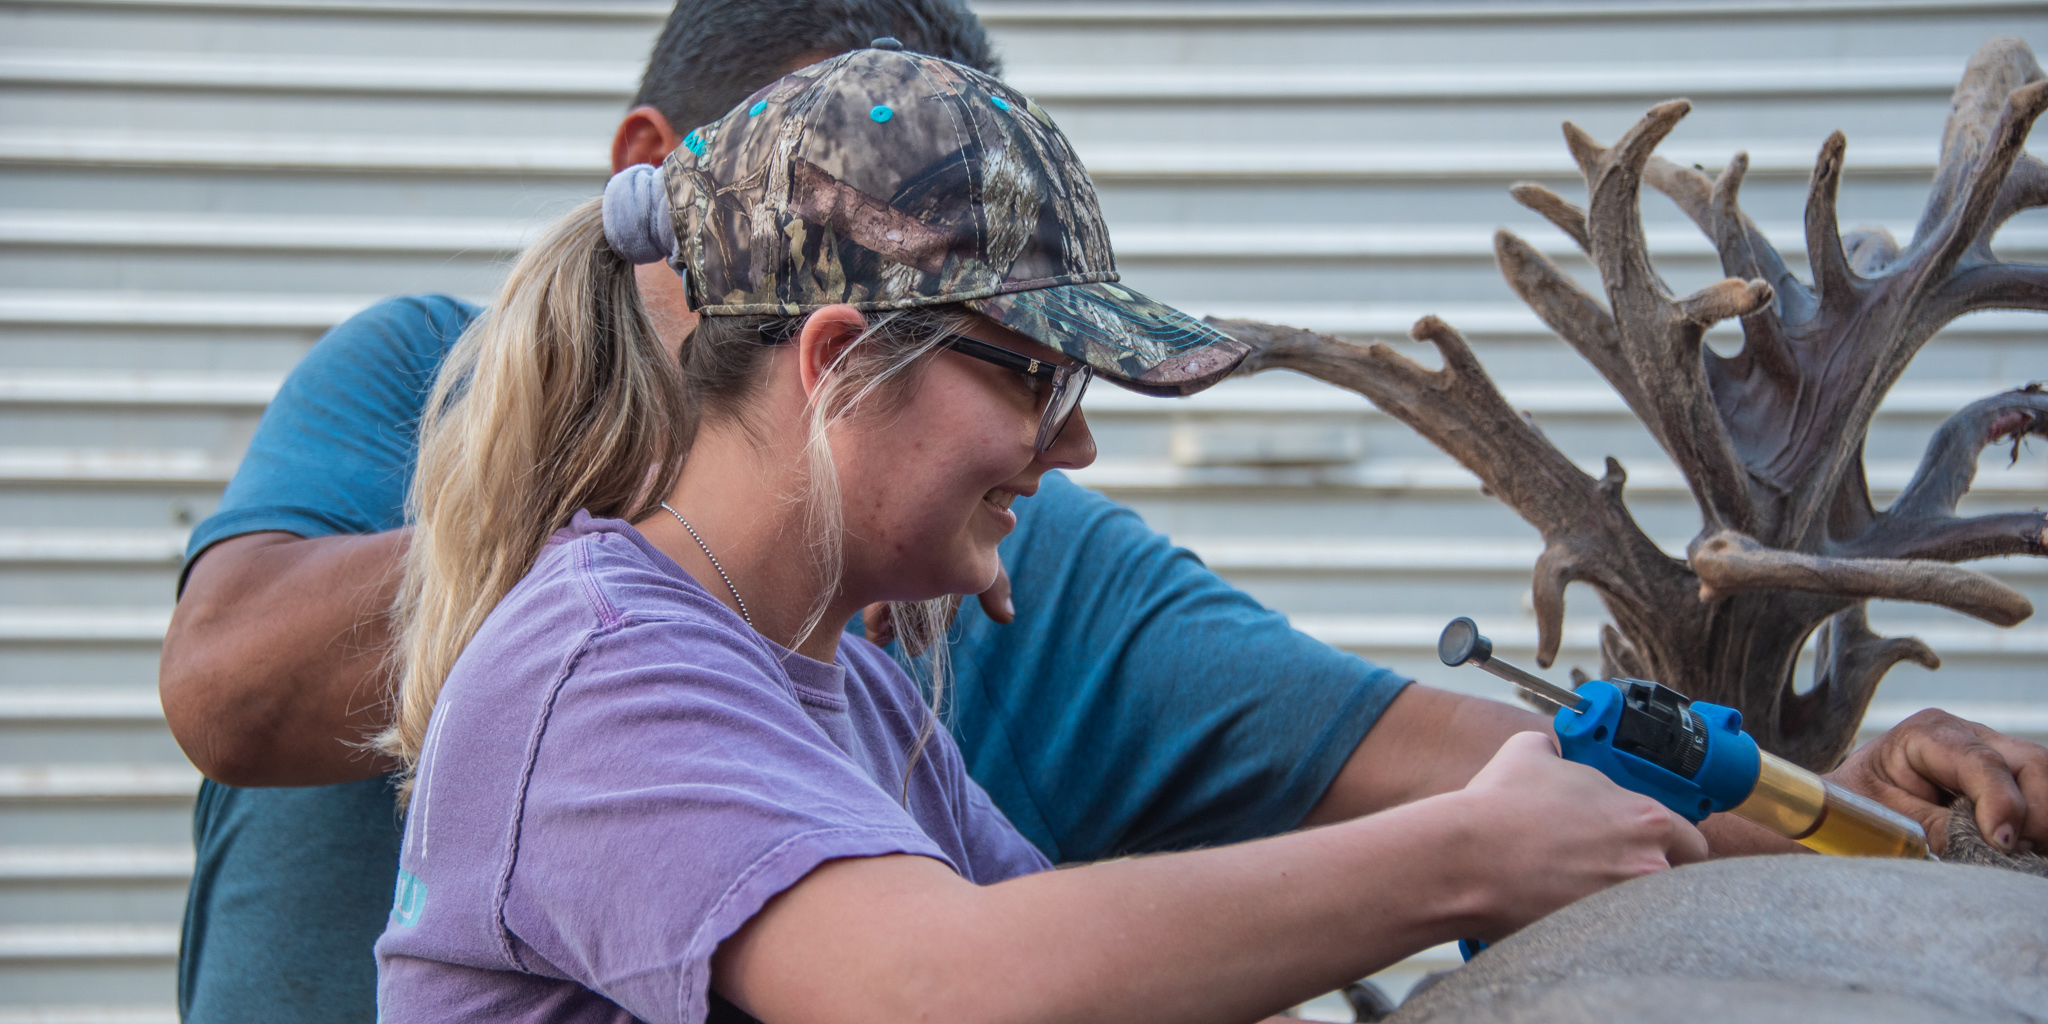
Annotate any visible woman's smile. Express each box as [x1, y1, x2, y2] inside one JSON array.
[[981, 486, 1024, 530]]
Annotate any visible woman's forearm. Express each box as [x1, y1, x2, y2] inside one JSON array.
[[716, 734, 1706, 1024], [718, 794, 1493, 1024], [160, 529, 409, 786]]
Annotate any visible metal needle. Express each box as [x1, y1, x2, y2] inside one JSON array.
[[1437, 617, 1586, 712]]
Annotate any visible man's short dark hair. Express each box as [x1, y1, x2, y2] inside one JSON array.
[[635, 0, 1002, 134]]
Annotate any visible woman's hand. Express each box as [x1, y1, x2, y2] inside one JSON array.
[[1456, 732, 1709, 941]]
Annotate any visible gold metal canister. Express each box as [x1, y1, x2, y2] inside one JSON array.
[[1732, 750, 1827, 839], [1731, 750, 1931, 859]]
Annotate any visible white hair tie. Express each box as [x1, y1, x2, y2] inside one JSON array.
[[601, 164, 677, 266]]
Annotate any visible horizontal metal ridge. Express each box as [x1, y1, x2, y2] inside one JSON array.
[[0, 765, 198, 801], [0, 371, 2020, 424], [16, 0, 664, 18], [1019, 61, 1970, 101], [0, 53, 637, 98], [976, 0, 2043, 24], [8, 291, 2043, 341], [25, 0, 2032, 25], [0, 691, 165, 722], [1114, 223, 2048, 261], [0, 132, 1939, 180], [0, 530, 188, 564], [0, 608, 172, 643], [1071, 457, 2048, 496], [1180, 538, 2048, 580], [0, 845, 191, 879], [1861, 702, 2048, 736], [0, 1008, 176, 1024], [1290, 614, 2048, 657], [12, 214, 2045, 265], [0, 1008, 177, 1024], [0, 290, 375, 329], [0, 448, 231, 485], [0, 52, 1973, 102], [1083, 382, 2027, 419], [0, 211, 530, 254], [1191, 303, 2045, 338], [0, 371, 281, 408], [0, 924, 178, 960]]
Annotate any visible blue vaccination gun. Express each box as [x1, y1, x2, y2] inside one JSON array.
[[1436, 618, 1931, 959]]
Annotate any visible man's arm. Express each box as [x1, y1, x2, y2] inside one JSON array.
[[1302, 684, 2048, 857], [160, 530, 408, 786]]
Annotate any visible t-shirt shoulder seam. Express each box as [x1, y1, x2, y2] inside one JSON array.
[[494, 623, 622, 973], [572, 540, 622, 628]]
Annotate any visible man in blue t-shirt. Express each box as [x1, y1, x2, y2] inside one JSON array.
[[157, 3, 2048, 1022]]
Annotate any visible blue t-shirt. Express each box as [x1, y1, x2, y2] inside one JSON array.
[[177, 295, 1409, 1023]]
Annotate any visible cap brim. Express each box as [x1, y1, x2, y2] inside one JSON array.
[[964, 281, 1249, 397]]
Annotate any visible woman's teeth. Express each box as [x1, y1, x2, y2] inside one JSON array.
[[985, 490, 1016, 510]]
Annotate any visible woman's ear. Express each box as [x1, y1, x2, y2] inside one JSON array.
[[796, 305, 869, 399]]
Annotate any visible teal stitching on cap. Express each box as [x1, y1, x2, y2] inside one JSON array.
[[682, 130, 707, 156], [748, 100, 767, 116], [870, 104, 893, 123], [990, 95, 1011, 111]]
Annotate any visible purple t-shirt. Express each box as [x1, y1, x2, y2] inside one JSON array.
[[375, 512, 1051, 1023]]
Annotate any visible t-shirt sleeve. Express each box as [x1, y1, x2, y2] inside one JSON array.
[[946, 470, 1412, 862], [181, 295, 479, 587], [499, 620, 955, 1024]]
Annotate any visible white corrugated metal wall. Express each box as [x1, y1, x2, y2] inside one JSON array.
[[2, 0, 2043, 1018]]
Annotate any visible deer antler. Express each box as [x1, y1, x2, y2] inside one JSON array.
[[1208, 315, 1691, 669], [1503, 102, 1772, 535], [1211, 39, 2045, 769]]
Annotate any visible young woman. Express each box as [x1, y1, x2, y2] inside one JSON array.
[[374, 48, 1706, 1024]]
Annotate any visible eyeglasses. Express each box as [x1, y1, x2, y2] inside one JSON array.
[[940, 333, 1092, 452]]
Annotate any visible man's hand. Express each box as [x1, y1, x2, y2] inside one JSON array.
[[861, 560, 1014, 649], [1828, 709, 2048, 855]]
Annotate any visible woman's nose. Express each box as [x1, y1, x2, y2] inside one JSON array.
[[1038, 408, 1096, 470]]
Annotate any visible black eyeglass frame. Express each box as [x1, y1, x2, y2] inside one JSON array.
[[939, 333, 1093, 452]]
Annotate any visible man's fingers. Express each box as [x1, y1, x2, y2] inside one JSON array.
[[976, 562, 1015, 625], [862, 602, 894, 648], [1906, 723, 2027, 852], [1981, 731, 2048, 850]]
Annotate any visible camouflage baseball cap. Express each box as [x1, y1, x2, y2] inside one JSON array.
[[660, 47, 1247, 397]]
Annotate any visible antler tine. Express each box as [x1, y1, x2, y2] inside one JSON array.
[[1888, 385, 2048, 520], [1847, 510, 2048, 564], [1508, 183, 1591, 254], [1785, 607, 1939, 769], [1918, 80, 2048, 284], [1690, 530, 2033, 626], [1937, 260, 2048, 317], [1492, 230, 1648, 410], [1805, 132, 1862, 310], [1561, 122, 1607, 181], [1914, 37, 2045, 246], [1571, 102, 1759, 533], [1983, 152, 2048, 244], [1641, 152, 1802, 388], [1583, 100, 1691, 296]]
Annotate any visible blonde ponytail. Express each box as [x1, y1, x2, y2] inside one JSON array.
[[381, 199, 976, 804], [380, 199, 686, 799]]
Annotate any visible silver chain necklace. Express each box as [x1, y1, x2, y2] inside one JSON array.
[[660, 501, 752, 627]]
